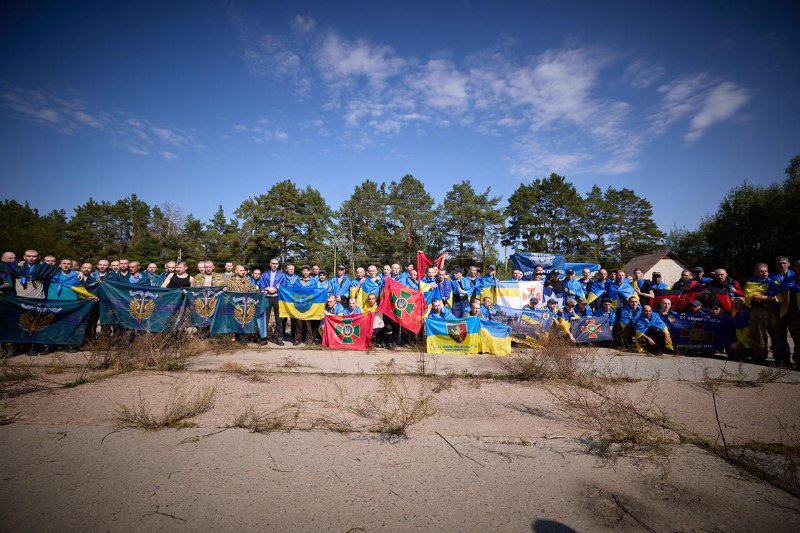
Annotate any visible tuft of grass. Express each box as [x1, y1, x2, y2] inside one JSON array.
[[496, 336, 591, 383], [63, 377, 91, 388], [231, 404, 300, 433], [321, 370, 436, 436], [114, 380, 217, 430], [549, 374, 674, 465]]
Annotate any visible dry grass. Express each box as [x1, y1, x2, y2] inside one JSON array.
[[114, 379, 217, 430], [549, 373, 675, 465], [496, 336, 591, 383], [87, 327, 235, 374], [231, 403, 301, 433], [318, 369, 436, 436]]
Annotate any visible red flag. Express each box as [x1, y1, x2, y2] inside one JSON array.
[[322, 313, 374, 351], [416, 251, 448, 279], [379, 277, 426, 334]]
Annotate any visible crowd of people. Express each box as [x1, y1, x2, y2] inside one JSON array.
[[1, 249, 797, 367]]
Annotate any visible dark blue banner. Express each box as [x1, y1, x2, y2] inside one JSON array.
[[511, 253, 565, 279], [665, 313, 733, 350]]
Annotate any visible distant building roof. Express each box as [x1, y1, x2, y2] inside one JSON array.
[[622, 250, 691, 274]]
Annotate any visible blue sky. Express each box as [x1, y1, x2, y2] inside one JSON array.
[[1, 0, 798, 234]]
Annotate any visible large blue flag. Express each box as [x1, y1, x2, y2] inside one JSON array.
[[185, 286, 226, 328], [665, 313, 733, 351], [0, 294, 94, 345], [98, 280, 186, 332], [278, 284, 327, 320], [511, 253, 565, 279], [210, 292, 270, 336]]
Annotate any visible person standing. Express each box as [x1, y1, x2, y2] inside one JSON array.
[[745, 263, 782, 364], [257, 258, 286, 345], [162, 261, 193, 288]]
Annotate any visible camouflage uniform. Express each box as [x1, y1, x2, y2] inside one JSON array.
[[749, 302, 781, 362]]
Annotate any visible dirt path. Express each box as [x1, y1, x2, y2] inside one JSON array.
[[1, 347, 799, 531]]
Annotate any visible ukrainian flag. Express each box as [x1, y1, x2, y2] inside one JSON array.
[[478, 319, 511, 355], [425, 316, 480, 354], [349, 278, 381, 309], [279, 284, 327, 320]]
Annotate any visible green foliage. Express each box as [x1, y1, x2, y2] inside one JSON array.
[[336, 180, 394, 270], [503, 173, 583, 253], [669, 154, 799, 279], [437, 180, 504, 268], [387, 174, 435, 262]]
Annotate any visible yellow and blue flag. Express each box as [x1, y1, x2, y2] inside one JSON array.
[[279, 284, 327, 320], [478, 318, 512, 355], [425, 315, 480, 354]]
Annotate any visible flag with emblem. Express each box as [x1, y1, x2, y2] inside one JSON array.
[[98, 279, 186, 332], [570, 315, 612, 343], [0, 294, 94, 345], [666, 313, 731, 351], [496, 281, 544, 310], [278, 284, 328, 320], [378, 277, 426, 333], [425, 315, 480, 354], [185, 286, 225, 328], [210, 292, 270, 335], [322, 312, 374, 351]]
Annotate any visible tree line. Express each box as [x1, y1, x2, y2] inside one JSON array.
[[13, 161, 783, 274], [666, 154, 800, 280]]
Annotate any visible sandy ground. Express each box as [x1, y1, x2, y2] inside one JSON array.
[[2, 345, 800, 531]]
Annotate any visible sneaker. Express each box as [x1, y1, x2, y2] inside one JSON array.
[[258, 338, 268, 346], [275, 339, 284, 346]]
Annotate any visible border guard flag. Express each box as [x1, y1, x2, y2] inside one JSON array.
[[278, 284, 327, 320], [98, 280, 185, 332], [0, 294, 94, 345], [379, 277, 426, 333], [425, 315, 480, 354], [322, 313, 374, 351], [496, 281, 543, 310]]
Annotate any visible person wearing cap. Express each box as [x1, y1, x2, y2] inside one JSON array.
[[618, 295, 642, 348], [544, 270, 566, 300], [687, 300, 708, 318], [594, 297, 616, 330], [544, 298, 560, 316], [316, 269, 331, 293], [575, 297, 593, 317], [559, 299, 580, 322], [481, 265, 499, 295], [451, 267, 471, 318], [632, 268, 654, 306], [563, 269, 585, 300], [330, 265, 351, 303], [693, 266, 713, 285], [649, 272, 668, 295], [522, 295, 540, 312]]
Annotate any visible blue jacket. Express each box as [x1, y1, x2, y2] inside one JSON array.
[[330, 274, 351, 297], [257, 270, 287, 292]]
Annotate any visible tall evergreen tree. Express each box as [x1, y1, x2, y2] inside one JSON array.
[[336, 180, 392, 271], [387, 174, 434, 262], [605, 188, 664, 266], [502, 173, 582, 253]]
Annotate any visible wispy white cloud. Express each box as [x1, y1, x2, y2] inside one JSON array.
[[228, 11, 752, 176], [650, 74, 750, 142], [685, 81, 750, 142], [1, 84, 202, 160], [232, 119, 290, 143]]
